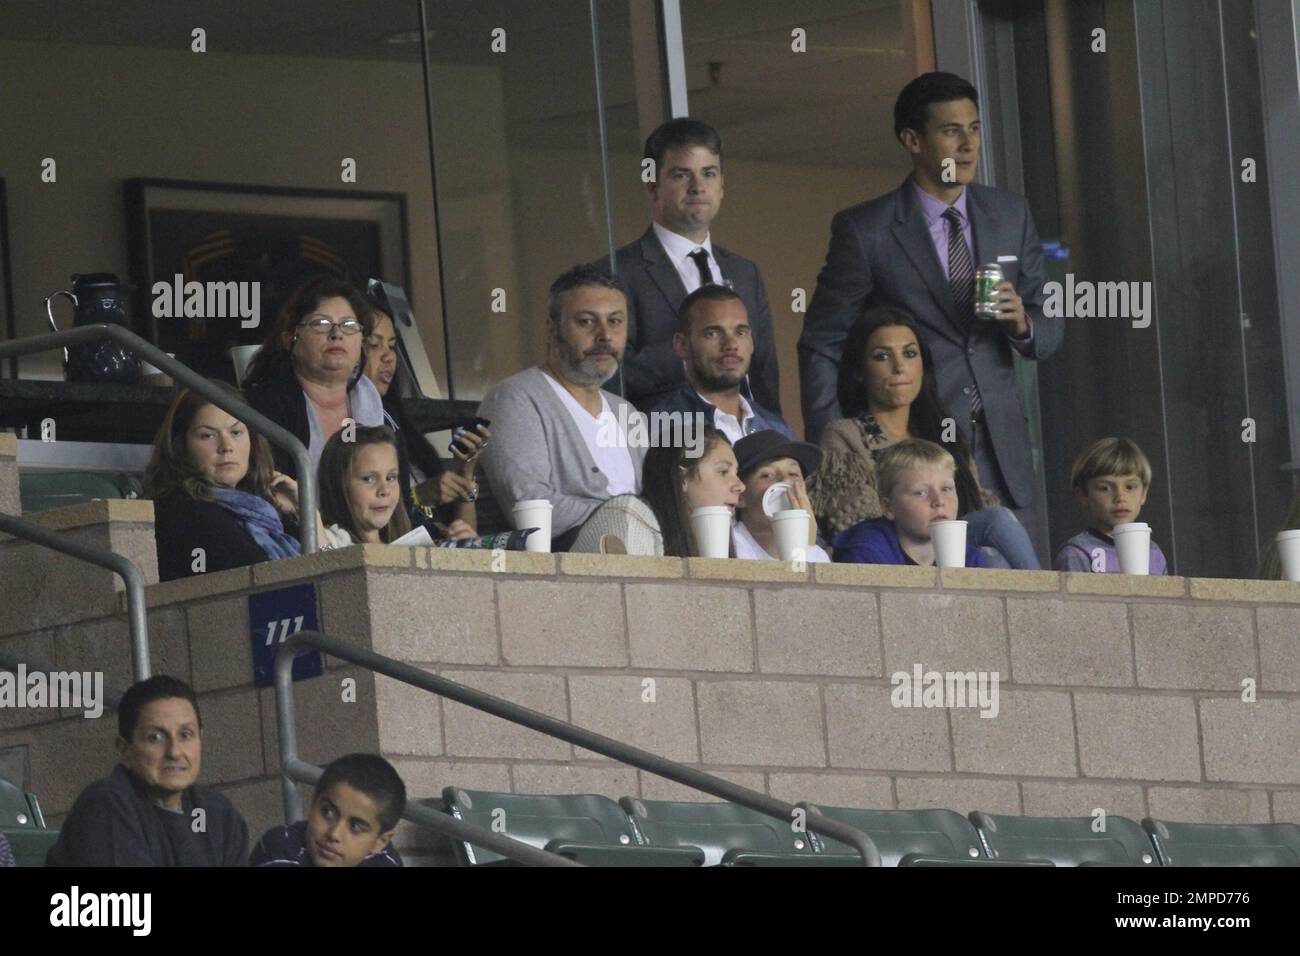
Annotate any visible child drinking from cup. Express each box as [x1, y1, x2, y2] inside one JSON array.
[[1054, 437, 1168, 574], [832, 439, 987, 567]]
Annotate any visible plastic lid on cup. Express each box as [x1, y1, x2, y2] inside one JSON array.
[[1276, 529, 1300, 542], [512, 499, 553, 511], [771, 508, 809, 521], [762, 482, 792, 517], [691, 505, 733, 517], [1112, 522, 1149, 534]]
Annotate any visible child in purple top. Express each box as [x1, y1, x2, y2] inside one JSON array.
[[1054, 437, 1168, 574], [833, 439, 987, 568]]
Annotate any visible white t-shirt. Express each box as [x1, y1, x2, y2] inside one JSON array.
[[702, 389, 757, 445], [653, 222, 723, 294], [543, 373, 639, 496], [732, 519, 830, 563]]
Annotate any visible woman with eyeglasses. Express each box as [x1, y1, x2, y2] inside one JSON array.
[[244, 275, 386, 482]]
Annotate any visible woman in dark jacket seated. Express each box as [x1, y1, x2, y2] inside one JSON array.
[[244, 275, 385, 482], [361, 300, 490, 530], [145, 383, 323, 581]]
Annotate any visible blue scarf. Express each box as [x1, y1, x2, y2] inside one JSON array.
[[209, 487, 302, 561]]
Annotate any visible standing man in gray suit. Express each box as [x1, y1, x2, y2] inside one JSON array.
[[798, 72, 1062, 555], [606, 118, 781, 417]]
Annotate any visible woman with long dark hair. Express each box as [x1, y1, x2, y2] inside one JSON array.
[[641, 426, 744, 557], [808, 305, 1038, 569]]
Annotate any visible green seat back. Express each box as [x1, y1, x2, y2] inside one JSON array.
[[803, 804, 987, 865], [973, 812, 1159, 866], [442, 788, 640, 866], [19, 471, 129, 514], [1143, 818, 1300, 867], [2, 828, 59, 867], [621, 797, 814, 866], [0, 777, 39, 828]]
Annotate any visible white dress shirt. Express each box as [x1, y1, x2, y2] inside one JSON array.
[[654, 222, 723, 294], [701, 389, 756, 445]]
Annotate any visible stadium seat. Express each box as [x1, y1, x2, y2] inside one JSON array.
[[802, 803, 1051, 866], [971, 811, 1159, 866], [0, 776, 44, 828], [621, 797, 861, 866], [18, 471, 134, 514], [1142, 818, 1300, 867], [2, 828, 59, 867], [441, 787, 704, 866]]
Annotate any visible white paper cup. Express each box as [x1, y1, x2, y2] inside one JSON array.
[[230, 344, 262, 385], [690, 505, 733, 559], [771, 509, 811, 562], [1276, 529, 1300, 582], [511, 499, 553, 553], [1112, 521, 1151, 575], [929, 519, 968, 568]]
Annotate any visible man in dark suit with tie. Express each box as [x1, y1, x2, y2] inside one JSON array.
[[798, 72, 1062, 557], [604, 118, 780, 415]]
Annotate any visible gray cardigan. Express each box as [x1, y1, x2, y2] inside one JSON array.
[[478, 367, 649, 537]]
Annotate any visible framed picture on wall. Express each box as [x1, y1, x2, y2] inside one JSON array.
[[124, 178, 414, 384]]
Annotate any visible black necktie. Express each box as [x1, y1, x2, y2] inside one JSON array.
[[688, 248, 714, 287], [944, 207, 982, 418]]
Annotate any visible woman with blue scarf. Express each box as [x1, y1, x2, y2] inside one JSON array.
[[146, 383, 324, 582]]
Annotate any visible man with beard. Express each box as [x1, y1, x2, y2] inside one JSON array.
[[478, 265, 648, 551], [653, 285, 791, 443]]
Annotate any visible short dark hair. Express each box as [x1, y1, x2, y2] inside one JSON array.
[[243, 274, 374, 389], [643, 118, 723, 172], [118, 675, 201, 741], [893, 72, 979, 142], [547, 264, 627, 325], [675, 284, 744, 335], [315, 753, 407, 832]]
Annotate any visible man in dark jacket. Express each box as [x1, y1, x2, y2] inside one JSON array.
[[47, 675, 248, 867], [653, 285, 790, 443], [603, 118, 780, 415]]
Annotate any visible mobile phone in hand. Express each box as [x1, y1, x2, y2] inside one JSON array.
[[449, 417, 491, 455]]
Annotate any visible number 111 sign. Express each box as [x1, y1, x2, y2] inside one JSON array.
[[248, 582, 325, 688]]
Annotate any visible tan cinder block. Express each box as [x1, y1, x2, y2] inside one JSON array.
[[768, 772, 895, 810], [1006, 598, 1133, 686], [1062, 571, 1187, 598], [1020, 781, 1147, 821], [144, 566, 252, 609], [316, 569, 371, 669], [1257, 607, 1300, 692], [895, 775, 1021, 815], [1131, 604, 1255, 690], [940, 568, 1060, 592], [560, 553, 684, 579], [626, 583, 752, 672], [952, 689, 1076, 777], [568, 676, 698, 764], [55, 610, 190, 705], [187, 594, 255, 692], [198, 686, 268, 784], [1146, 786, 1272, 824], [440, 669, 570, 760], [109, 524, 160, 586], [638, 768, 766, 802], [367, 571, 498, 665], [1200, 698, 1300, 785], [218, 776, 284, 846], [0, 529, 121, 631], [0, 447, 19, 517], [498, 579, 627, 667], [1272, 790, 1300, 825], [879, 592, 1008, 675], [251, 545, 371, 585], [259, 668, 381, 773], [376, 672, 442, 757], [686, 556, 809, 583], [814, 562, 937, 589], [1074, 692, 1201, 781], [824, 682, 950, 771], [1188, 577, 1300, 604], [697, 680, 825, 767], [511, 763, 639, 797], [427, 547, 555, 576], [754, 588, 880, 677], [26, 715, 119, 817], [0, 630, 58, 730], [0, 499, 153, 534]]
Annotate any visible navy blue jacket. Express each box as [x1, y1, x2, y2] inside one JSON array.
[[833, 517, 987, 567], [652, 382, 792, 440]]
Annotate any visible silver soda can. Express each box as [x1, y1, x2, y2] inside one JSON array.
[[975, 263, 1004, 319]]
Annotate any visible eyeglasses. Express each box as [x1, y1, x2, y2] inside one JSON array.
[[298, 317, 362, 336]]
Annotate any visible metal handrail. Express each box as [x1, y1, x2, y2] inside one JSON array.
[[0, 511, 151, 681], [0, 324, 317, 552], [276, 630, 882, 867]]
